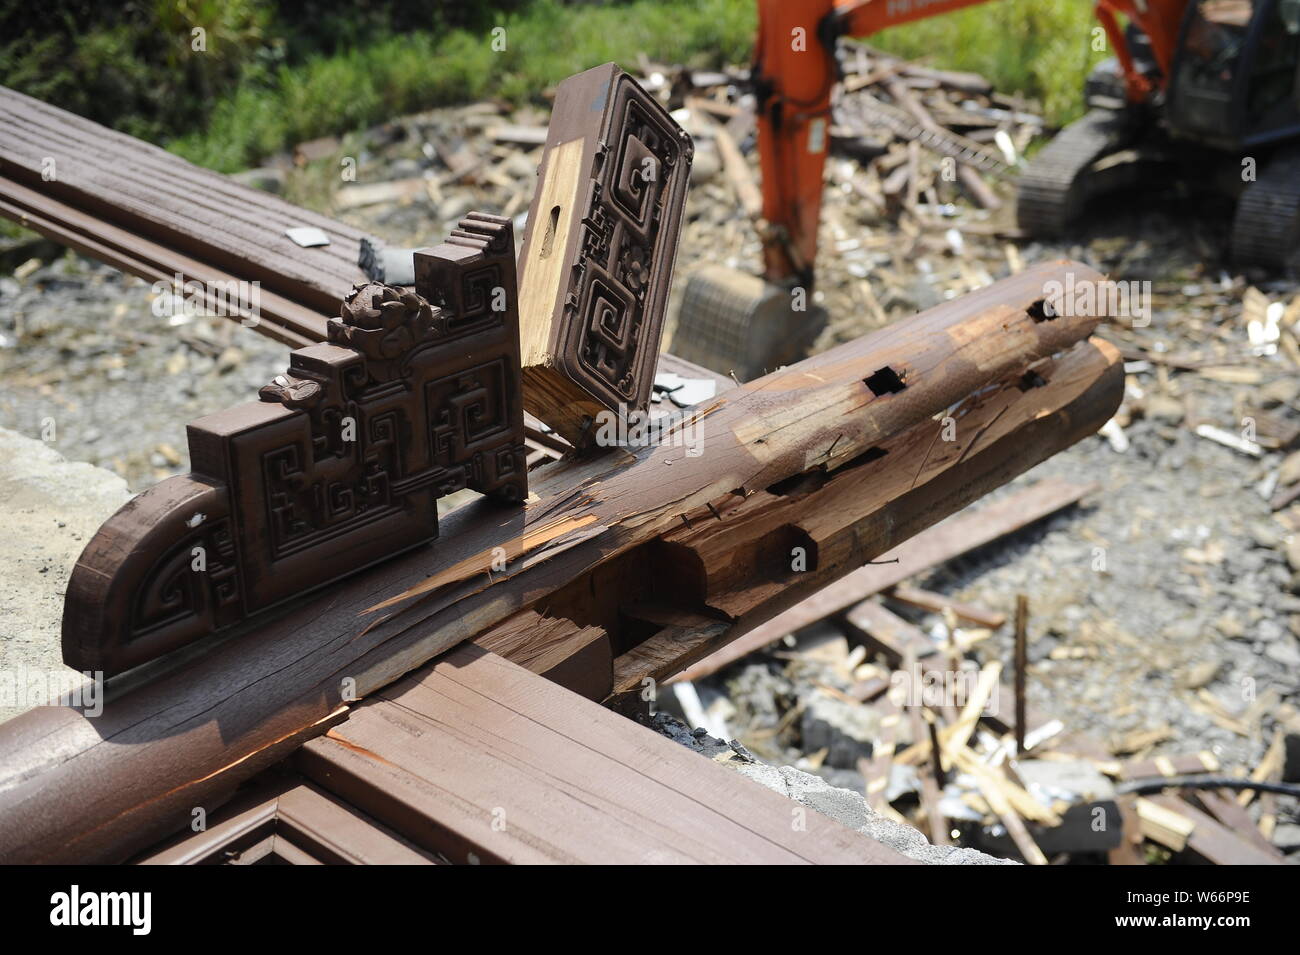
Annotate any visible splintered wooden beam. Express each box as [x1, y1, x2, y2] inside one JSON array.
[[606, 607, 731, 710], [516, 63, 693, 446], [470, 609, 612, 702], [0, 261, 1121, 863]]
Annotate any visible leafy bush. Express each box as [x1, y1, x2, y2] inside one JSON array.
[[871, 0, 1105, 125]]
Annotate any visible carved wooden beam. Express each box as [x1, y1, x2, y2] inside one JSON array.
[[517, 62, 693, 446], [0, 261, 1121, 863], [62, 213, 528, 676]]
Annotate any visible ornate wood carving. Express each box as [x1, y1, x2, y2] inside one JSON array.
[[517, 62, 693, 446], [63, 213, 527, 676]]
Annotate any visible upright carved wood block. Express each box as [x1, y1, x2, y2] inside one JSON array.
[[63, 213, 527, 676], [517, 62, 693, 446]]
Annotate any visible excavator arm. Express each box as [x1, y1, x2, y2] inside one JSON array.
[[673, 0, 1204, 380], [753, 0, 998, 285], [754, 0, 1189, 284], [674, 0, 1000, 379]]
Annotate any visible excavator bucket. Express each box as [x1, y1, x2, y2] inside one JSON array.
[[671, 265, 829, 382]]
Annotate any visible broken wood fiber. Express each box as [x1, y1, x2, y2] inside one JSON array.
[[673, 477, 1098, 684]]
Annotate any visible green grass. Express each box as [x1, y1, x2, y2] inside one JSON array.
[[170, 0, 755, 171], [171, 0, 1102, 172], [870, 0, 1106, 126], [3, 0, 1103, 175]]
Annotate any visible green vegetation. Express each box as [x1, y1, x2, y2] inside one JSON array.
[[167, 0, 755, 171], [1, 0, 1102, 174], [871, 0, 1107, 127]]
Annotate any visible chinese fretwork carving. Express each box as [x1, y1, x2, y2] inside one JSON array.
[[517, 62, 693, 446], [63, 213, 527, 676]]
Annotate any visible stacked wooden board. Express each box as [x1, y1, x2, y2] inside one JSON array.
[[0, 86, 370, 347]]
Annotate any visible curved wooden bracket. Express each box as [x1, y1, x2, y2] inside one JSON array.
[[63, 213, 528, 676]]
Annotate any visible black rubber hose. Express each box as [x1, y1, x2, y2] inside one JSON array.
[[1116, 775, 1300, 797]]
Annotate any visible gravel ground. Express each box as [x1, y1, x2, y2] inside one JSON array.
[[930, 418, 1295, 770], [0, 256, 287, 491]]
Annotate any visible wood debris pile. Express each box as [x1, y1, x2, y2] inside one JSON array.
[[290, 45, 1044, 344], [665, 42, 1043, 340], [665, 480, 1300, 866]]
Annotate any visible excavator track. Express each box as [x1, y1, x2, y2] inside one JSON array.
[[1016, 109, 1135, 237], [1230, 149, 1300, 270]]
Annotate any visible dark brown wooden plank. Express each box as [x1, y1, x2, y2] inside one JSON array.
[[888, 585, 1006, 629], [0, 85, 369, 314], [228, 834, 277, 865], [842, 599, 936, 665], [267, 834, 323, 865], [136, 776, 437, 865], [0, 174, 323, 346], [274, 783, 440, 865], [1195, 790, 1283, 859], [299, 647, 913, 864], [136, 784, 282, 865]]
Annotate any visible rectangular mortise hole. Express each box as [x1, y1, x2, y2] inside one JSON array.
[[1017, 370, 1048, 391], [540, 205, 560, 258], [864, 366, 906, 396], [1027, 298, 1056, 322]]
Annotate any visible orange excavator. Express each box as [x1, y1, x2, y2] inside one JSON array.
[[672, 0, 1300, 379]]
